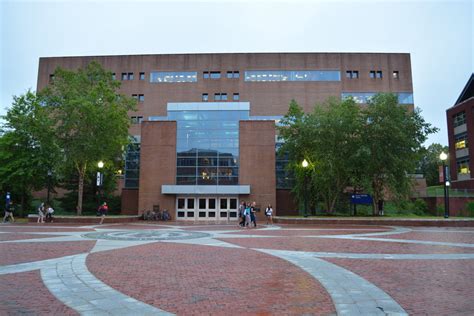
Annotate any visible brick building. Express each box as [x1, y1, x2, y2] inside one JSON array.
[[446, 73, 474, 189], [37, 53, 414, 220]]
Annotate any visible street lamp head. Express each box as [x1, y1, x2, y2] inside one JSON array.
[[439, 152, 448, 161], [302, 159, 309, 168], [446, 181, 451, 187], [98, 161, 104, 169]]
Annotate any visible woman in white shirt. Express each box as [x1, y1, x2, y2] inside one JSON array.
[[265, 204, 273, 225]]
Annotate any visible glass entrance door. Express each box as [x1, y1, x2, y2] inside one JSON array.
[[176, 196, 239, 221]]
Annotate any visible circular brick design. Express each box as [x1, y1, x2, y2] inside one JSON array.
[[83, 230, 210, 241]]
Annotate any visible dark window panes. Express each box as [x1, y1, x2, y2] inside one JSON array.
[[218, 177, 238, 185], [198, 149, 218, 157], [209, 199, 216, 209], [178, 150, 198, 157], [229, 211, 237, 217], [199, 211, 206, 217], [177, 167, 196, 176], [218, 158, 237, 166], [178, 198, 185, 209], [199, 199, 206, 209], [220, 199, 227, 209], [220, 212, 227, 218], [125, 170, 139, 178], [139, 72, 145, 80], [218, 167, 238, 177], [178, 158, 197, 167], [209, 212, 216, 217], [126, 161, 139, 169], [187, 198, 195, 209], [198, 157, 218, 166], [176, 177, 197, 185], [187, 211, 194, 217], [125, 179, 138, 188], [198, 177, 217, 185], [177, 211, 185, 217], [230, 199, 237, 209]]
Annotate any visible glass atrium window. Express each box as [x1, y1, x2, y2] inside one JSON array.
[[150, 71, 198, 83]]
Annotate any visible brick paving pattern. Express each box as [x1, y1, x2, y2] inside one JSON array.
[[1, 222, 473, 315]]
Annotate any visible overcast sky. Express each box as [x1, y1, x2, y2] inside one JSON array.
[[1, 0, 472, 146]]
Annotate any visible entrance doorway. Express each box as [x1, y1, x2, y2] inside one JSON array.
[[176, 196, 239, 221]]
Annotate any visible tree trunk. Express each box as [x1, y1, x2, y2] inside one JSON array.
[[76, 164, 86, 215]]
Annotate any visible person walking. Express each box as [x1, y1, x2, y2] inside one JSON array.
[[265, 204, 273, 225], [98, 202, 108, 224], [45, 205, 54, 223], [2, 201, 15, 223], [250, 201, 257, 227], [244, 203, 251, 228], [37, 202, 45, 223], [238, 201, 246, 227]]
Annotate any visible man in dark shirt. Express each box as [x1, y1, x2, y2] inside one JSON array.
[[2, 201, 15, 223]]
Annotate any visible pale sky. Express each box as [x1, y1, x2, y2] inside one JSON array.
[[1, 0, 473, 146]]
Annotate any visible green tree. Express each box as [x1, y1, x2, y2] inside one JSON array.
[[0, 90, 59, 212], [41, 61, 136, 215], [360, 93, 438, 214], [418, 143, 449, 186], [278, 98, 363, 213]]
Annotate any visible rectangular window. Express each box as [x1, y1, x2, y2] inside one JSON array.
[[150, 72, 198, 83], [346, 70, 359, 79], [139, 72, 145, 80], [369, 71, 376, 79], [112, 73, 116, 80], [203, 71, 210, 79], [214, 93, 221, 101], [227, 71, 233, 79], [138, 94, 144, 102], [202, 93, 209, 102], [457, 157, 470, 174], [199, 198, 206, 209], [122, 73, 128, 80], [210, 71, 221, 79], [128, 72, 134, 80], [187, 198, 194, 209], [131, 116, 143, 124], [244, 70, 340, 82], [233, 93, 240, 101], [342, 92, 414, 104], [49, 74, 55, 83], [455, 132, 468, 150], [376, 71, 383, 78], [393, 71, 399, 79], [453, 111, 466, 127], [132, 94, 138, 99], [178, 198, 185, 209], [221, 93, 227, 101]]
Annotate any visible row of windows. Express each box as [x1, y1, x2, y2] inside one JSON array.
[[202, 93, 239, 101], [341, 92, 414, 104], [202, 71, 240, 79], [112, 72, 146, 81], [346, 70, 399, 79], [244, 70, 341, 82], [453, 111, 466, 127]]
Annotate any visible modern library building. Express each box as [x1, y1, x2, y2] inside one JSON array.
[[37, 52, 414, 221]]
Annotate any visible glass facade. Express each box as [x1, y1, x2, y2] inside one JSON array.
[[275, 141, 294, 189], [124, 142, 140, 188], [244, 70, 340, 82], [171, 110, 249, 185], [150, 72, 197, 83], [341, 92, 414, 104]]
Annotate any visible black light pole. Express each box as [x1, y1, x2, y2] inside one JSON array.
[[97, 161, 104, 205], [302, 159, 309, 218], [440, 152, 449, 218], [47, 170, 52, 205]]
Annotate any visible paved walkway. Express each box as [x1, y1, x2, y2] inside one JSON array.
[[1, 222, 473, 315]]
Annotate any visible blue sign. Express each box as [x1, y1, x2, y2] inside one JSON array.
[[351, 194, 373, 205]]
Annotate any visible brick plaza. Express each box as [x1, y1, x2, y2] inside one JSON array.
[[1, 222, 473, 315]]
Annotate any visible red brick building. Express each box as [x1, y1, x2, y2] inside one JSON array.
[[446, 73, 474, 189], [37, 53, 414, 221]]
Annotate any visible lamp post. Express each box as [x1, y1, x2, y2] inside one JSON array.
[[439, 152, 449, 218], [302, 159, 309, 218], [47, 170, 52, 205], [97, 161, 104, 205]]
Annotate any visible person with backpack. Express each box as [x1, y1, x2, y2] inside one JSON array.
[[238, 201, 246, 227], [250, 201, 257, 227], [265, 204, 273, 225], [37, 202, 45, 223], [244, 203, 252, 228], [45, 204, 55, 223], [98, 202, 108, 224], [2, 201, 15, 223]]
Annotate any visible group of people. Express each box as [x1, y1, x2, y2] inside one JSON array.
[[37, 202, 55, 223], [238, 201, 273, 228]]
